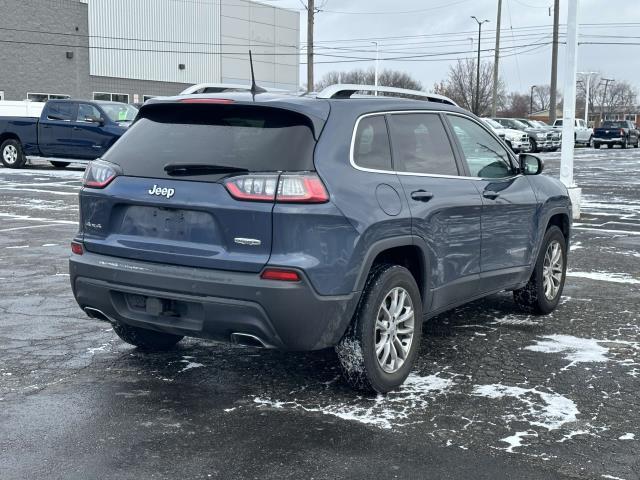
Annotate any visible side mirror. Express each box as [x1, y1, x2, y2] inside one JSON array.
[[519, 153, 544, 175], [86, 116, 105, 125]]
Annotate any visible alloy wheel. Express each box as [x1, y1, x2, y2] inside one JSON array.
[[542, 240, 563, 300], [3, 145, 18, 165], [375, 287, 415, 373]]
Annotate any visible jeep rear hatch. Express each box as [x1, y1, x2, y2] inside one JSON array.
[[79, 102, 324, 273]]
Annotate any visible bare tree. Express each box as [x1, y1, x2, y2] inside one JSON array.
[[531, 85, 557, 112], [315, 68, 422, 92], [433, 59, 506, 116], [499, 92, 530, 117], [577, 75, 638, 120]]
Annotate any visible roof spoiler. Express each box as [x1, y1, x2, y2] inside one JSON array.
[[315, 84, 458, 106]]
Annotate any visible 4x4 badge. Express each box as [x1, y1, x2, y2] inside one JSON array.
[[148, 185, 175, 199], [234, 238, 261, 246]]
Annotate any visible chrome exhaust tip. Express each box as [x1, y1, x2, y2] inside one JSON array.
[[84, 307, 115, 323], [230, 332, 268, 348]]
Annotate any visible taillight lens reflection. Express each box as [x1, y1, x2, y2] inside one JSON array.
[[225, 175, 279, 201], [224, 173, 329, 204], [83, 161, 119, 188]]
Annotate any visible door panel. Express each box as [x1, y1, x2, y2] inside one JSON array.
[[387, 113, 483, 310], [72, 104, 112, 159], [38, 102, 77, 157], [446, 114, 538, 292]]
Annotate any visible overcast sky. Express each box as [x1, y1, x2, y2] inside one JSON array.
[[268, 0, 640, 94]]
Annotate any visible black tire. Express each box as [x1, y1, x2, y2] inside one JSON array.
[[1, 138, 26, 168], [635, 137, 639, 148], [112, 322, 183, 351], [529, 139, 538, 153], [335, 264, 423, 393], [621, 138, 628, 149], [513, 226, 567, 315], [50, 161, 70, 168], [607, 143, 612, 149], [594, 142, 601, 149]]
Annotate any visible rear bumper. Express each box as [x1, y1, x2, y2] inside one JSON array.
[[69, 251, 359, 351], [594, 137, 623, 143]]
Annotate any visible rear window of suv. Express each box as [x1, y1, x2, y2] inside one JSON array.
[[103, 104, 317, 180]]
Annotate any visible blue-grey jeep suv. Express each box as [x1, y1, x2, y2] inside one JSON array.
[[69, 87, 571, 392]]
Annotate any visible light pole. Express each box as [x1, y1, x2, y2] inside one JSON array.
[[530, 85, 537, 115], [471, 16, 490, 115], [372, 41, 379, 96], [559, 0, 581, 219], [577, 71, 597, 125]]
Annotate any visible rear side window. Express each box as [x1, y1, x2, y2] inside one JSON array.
[[388, 113, 458, 176], [352, 115, 392, 170], [47, 102, 76, 121], [103, 104, 317, 180]]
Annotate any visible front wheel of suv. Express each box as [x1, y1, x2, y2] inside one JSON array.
[[112, 322, 183, 350], [335, 264, 423, 393], [513, 226, 567, 314]]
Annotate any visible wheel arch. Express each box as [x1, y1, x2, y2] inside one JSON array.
[[354, 236, 431, 310], [0, 132, 22, 147]]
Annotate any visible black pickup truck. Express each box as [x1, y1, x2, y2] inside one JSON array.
[[593, 120, 639, 149], [0, 99, 137, 168]]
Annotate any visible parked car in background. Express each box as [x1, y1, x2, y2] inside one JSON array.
[[552, 119, 593, 146], [493, 118, 554, 153], [0, 99, 138, 168], [592, 120, 639, 149], [70, 84, 572, 393], [481, 118, 530, 153], [516, 118, 562, 151]]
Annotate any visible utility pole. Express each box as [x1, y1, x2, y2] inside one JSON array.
[[306, 0, 315, 92], [600, 78, 615, 123], [530, 85, 537, 115], [471, 16, 490, 115], [559, 0, 580, 219], [491, 0, 502, 117], [549, 0, 560, 123], [372, 41, 379, 95]]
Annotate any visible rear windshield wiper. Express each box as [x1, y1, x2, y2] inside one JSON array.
[[164, 163, 249, 176]]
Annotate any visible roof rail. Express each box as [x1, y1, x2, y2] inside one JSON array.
[[179, 83, 290, 95], [316, 84, 458, 106]]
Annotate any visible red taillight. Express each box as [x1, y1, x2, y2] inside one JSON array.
[[179, 98, 235, 104], [224, 173, 329, 204], [276, 175, 329, 203], [83, 161, 118, 188], [225, 175, 279, 202], [260, 268, 300, 282], [71, 241, 84, 255]]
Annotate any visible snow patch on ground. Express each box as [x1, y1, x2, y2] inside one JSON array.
[[524, 335, 639, 371], [567, 270, 640, 285], [500, 430, 538, 453], [525, 335, 609, 370], [618, 433, 635, 440], [491, 315, 542, 327], [472, 384, 579, 431], [253, 373, 455, 429], [179, 359, 204, 373]]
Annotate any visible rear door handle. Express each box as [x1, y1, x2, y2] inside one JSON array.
[[483, 190, 500, 200], [410, 190, 434, 202]]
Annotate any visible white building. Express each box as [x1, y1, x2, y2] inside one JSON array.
[[0, 0, 300, 103]]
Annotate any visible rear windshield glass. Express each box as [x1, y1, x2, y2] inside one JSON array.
[[103, 104, 316, 179], [601, 121, 626, 128]]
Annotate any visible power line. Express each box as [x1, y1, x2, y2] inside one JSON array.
[[319, 0, 472, 15]]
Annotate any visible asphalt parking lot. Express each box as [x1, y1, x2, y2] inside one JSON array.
[[1, 149, 639, 480]]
